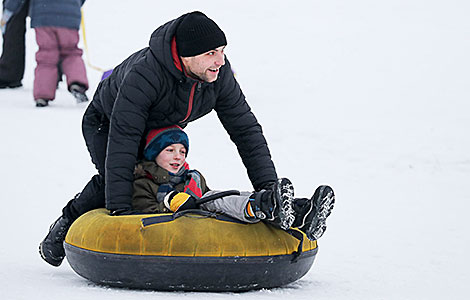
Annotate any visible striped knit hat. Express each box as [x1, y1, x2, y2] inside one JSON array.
[[144, 126, 189, 161]]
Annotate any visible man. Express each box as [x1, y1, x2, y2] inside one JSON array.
[[39, 11, 285, 267]]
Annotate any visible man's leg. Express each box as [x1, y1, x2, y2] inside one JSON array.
[[39, 104, 108, 266], [0, 0, 28, 87], [62, 105, 107, 220]]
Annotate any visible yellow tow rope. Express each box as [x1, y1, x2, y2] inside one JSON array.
[[80, 9, 106, 72]]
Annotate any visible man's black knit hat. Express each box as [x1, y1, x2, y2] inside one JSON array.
[[176, 11, 227, 57]]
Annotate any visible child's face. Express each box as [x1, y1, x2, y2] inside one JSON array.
[[155, 143, 187, 173]]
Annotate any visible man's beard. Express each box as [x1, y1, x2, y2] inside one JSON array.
[[185, 68, 204, 82]]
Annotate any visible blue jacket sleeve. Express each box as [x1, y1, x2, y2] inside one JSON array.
[[4, 0, 27, 15]]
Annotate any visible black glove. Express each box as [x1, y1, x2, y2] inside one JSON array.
[[257, 181, 276, 192]]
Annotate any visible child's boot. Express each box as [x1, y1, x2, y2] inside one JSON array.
[[69, 83, 89, 103], [246, 178, 295, 230], [35, 99, 50, 107], [292, 185, 335, 241]]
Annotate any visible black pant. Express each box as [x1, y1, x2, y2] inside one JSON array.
[[62, 104, 109, 220], [0, 0, 29, 82]]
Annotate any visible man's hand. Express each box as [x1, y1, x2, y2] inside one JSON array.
[[1, 10, 13, 35], [258, 181, 276, 192], [164, 191, 198, 212]]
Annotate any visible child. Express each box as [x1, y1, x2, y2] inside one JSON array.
[[4, 0, 89, 107], [132, 126, 335, 241]]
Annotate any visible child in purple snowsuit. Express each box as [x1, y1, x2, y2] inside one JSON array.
[[3, 0, 89, 107]]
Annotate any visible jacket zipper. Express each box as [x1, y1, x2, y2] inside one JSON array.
[[180, 82, 197, 123]]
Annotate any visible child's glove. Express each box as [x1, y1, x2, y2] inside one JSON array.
[[1, 10, 13, 35], [164, 191, 198, 212]]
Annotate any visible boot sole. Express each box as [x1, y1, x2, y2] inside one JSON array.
[[71, 91, 89, 103], [0, 82, 22, 89], [306, 186, 335, 241], [273, 178, 295, 230], [39, 242, 64, 267]]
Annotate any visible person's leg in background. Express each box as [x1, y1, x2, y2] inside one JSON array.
[[0, 0, 29, 88], [33, 27, 60, 107], [57, 27, 89, 103]]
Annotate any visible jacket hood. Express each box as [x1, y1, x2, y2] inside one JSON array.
[[148, 14, 188, 80], [134, 161, 171, 183]]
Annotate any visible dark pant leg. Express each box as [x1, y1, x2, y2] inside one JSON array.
[[0, 0, 29, 82], [62, 104, 109, 220]]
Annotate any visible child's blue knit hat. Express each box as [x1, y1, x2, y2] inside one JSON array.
[[144, 126, 189, 161]]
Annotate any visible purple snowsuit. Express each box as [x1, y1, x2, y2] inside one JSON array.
[[34, 26, 88, 100], [4, 0, 88, 101]]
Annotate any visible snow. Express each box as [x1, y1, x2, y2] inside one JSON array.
[[1, 0, 469, 299]]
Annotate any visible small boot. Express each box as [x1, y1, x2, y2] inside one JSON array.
[[247, 178, 295, 230], [69, 83, 89, 103], [39, 215, 73, 267], [292, 185, 335, 241], [35, 99, 50, 107]]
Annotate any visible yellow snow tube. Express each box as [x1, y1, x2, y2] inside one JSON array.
[[64, 208, 318, 291]]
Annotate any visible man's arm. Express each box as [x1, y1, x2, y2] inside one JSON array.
[[214, 59, 277, 191]]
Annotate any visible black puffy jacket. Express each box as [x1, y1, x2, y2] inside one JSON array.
[[91, 14, 277, 210]]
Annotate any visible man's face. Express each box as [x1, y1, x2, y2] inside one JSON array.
[[181, 46, 226, 83]]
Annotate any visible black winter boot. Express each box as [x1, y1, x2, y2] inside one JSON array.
[[0, 80, 22, 89], [249, 178, 295, 230], [39, 215, 73, 267], [69, 83, 89, 103], [293, 185, 335, 241], [35, 99, 50, 107]]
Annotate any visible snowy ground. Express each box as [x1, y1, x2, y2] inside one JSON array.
[[1, 0, 469, 299]]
